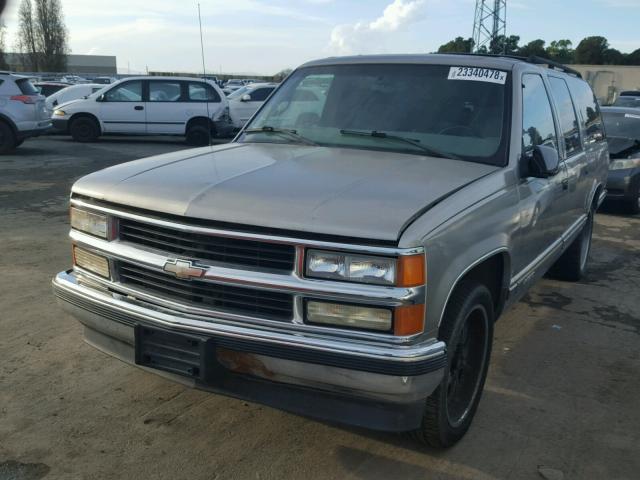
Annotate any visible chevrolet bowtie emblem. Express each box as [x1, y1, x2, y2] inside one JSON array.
[[163, 259, 206, 280]]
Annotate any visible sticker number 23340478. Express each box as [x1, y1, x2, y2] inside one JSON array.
[[448, 67, 507, 85]]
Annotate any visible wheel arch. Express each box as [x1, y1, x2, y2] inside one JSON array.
[[185, 116, 215, 135], [587, 181, 604, 212], [437, 249, 511, 329], [0, 113, 18, 136]]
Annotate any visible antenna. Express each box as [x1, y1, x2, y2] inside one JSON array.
[[472, 0, 507, 53], [198, 2, 212, 146]]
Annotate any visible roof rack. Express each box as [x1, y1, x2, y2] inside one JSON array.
[[437, 53, 582, 78]]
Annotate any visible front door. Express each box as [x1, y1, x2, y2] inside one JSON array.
[[98, 80, 146, 133], [513, 73, 569, 282]]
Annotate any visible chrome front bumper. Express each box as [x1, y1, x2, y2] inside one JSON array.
[[53, 270, 446, 431]]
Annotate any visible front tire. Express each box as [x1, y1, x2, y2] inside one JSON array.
[[0, 121, 17, 154], [413, 283, 494, 448], [69, 116, 100, 142], [185, 124, 213, 146]]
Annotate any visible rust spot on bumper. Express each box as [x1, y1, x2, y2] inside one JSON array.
[[217, 348, 275, 379]]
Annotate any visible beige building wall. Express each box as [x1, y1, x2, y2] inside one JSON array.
[[572, 64, 640, 105]]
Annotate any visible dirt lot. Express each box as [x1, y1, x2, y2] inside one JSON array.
[[1, 136, 639, 480]]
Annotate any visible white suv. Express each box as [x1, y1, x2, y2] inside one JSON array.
[[52, 76, 234, 145], [0, 72, 51, 153]]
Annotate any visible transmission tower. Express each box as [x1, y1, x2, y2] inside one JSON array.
[[472, 0, 507, 53]]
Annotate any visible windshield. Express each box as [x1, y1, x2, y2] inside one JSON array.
[[613, 96, 640, 108], [240, 64, 510, 165]]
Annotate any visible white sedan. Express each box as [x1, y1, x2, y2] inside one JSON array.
[[46, 84, 106, 111], [228, 83, 277, 128]]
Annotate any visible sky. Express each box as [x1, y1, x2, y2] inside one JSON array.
[[1, 0, 640, 75]]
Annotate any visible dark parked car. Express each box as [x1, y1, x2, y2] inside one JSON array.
[[602, 106, 640, 213], [34, 82, 70, 97]]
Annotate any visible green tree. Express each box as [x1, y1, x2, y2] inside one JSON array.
[[546, 40, 574, 63], [603, 48, 625, 65], [518, 39, 546, 58], [625, 48, 640, 66], [438, 37, 474, 53], [488, 35, 520, 55], [575, 36, 609, 64]]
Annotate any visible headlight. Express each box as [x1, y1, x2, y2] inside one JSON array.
[[70, 207, 108, 238], [305, 250, 425, 287], [610, 158, 640, 170], [53, 109, 66, 116], [73, 245, 110, 278]]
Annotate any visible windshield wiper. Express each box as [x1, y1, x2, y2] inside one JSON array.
[[243, 125, 318, 146], [339, 129, 461, 160]]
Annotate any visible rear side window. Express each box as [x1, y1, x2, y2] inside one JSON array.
[[568, 78, 604, 142], [17, 79, 39, 95], [548, 77, 582, 157], [522, 74, 558, 155], [149, 81, 181, 102], [249, 87, 274, 102], [188, 82, 221, 102]]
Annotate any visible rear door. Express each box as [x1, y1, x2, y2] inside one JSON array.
[[547, 75, 586, 226], [145, 80, 185, 134], [98, 80, 146, 133]]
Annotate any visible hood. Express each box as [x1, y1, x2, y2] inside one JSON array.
[[55, 98, 86, 110], [72, 143, 498, 241]]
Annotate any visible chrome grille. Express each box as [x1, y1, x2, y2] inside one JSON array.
[[118, 218, 296, 272], [117, 262, 294, 321]]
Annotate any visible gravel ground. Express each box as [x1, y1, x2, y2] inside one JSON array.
[[1, 136, 639, 480]]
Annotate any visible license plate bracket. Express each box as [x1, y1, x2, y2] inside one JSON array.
[[135, 325, 215, 381]]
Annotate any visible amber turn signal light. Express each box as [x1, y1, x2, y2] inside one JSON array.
[[394, 304, 425, 336], [397, 254, 425, 287]]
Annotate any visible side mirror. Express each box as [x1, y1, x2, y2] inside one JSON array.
[[96, 93, 105, 102], [528, 145, 560, 178], [241, 94, 251, 102], [52, 99, 58, 106]]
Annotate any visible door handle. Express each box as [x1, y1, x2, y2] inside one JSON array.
[[561, 178, 569, 191], [134, 105, 144, 111]]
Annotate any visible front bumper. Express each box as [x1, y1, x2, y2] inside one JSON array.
[[51, 118, 69, 132], [53, 270, 446, 431], [606, 168, 638, 200]]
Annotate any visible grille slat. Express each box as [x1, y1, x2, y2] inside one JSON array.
[[119, 219, 296, 272], [118, 262, 294, 321]]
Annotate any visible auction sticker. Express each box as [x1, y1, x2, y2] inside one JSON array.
[[448, 66, 507, 84]]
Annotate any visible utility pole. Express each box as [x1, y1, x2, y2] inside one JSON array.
[[472, 0, 507, 53]]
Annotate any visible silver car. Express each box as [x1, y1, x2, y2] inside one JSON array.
[[0, 73, 51, 152], [53, 54, 608, 447]]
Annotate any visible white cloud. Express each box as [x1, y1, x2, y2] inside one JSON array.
[[328, 0, 427, 55]]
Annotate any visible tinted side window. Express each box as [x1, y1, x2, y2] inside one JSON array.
[[250, 88, 273, 102], [149, 81, 181, 102], [104, 81, 142, 102], [568, 78, 604, 142], [548, 77, 582, 157], [187, 82, 220, 102], [522, 74, 558, 155]]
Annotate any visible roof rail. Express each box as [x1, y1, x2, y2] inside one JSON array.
[[437, 53, 582, 78]]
